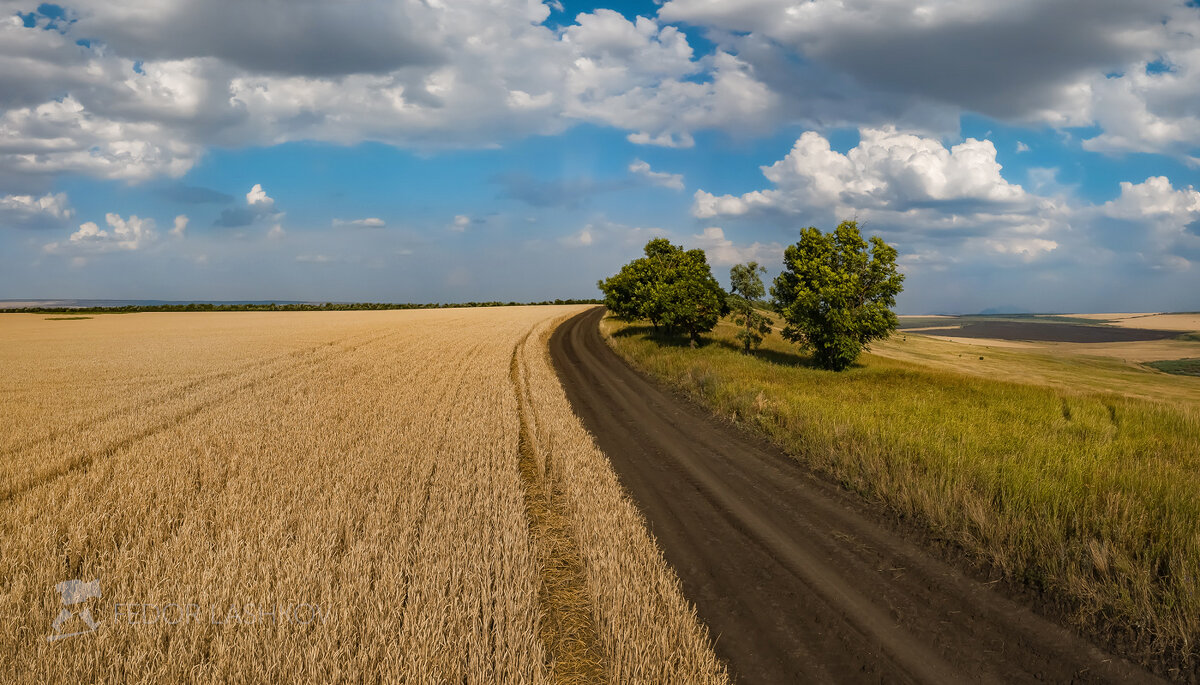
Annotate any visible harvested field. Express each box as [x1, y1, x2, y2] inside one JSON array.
[[1094, 313, 1200, 332], [0, 309, 725, 684], [921, 320, 1180, 343]]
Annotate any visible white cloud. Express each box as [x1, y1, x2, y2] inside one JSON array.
[[0, 3, 787, 185], [629, 159, 684, 190], [693, 127, 1027, 219], [44, 212, 158, 254], [626, 131, 694, 148], [246, 183, 274, 209], [560, 227, 595, 247], [1016, 141, 1030, 153], [0, 191, 73, 227], [690, 127, 1078, 278], [333, 217, 386, 228], [450, 215, 471, 232], [1097, 176, 1200, 269], [1102, 176, 1200, 221], [296, 254, 332, 263], [170, 214, 188, 238], [659, 0, 1200, 156], [688, 226, 781, 266], [980, 237, 1059, 261], [267, 223, 285, 240], [0, 0, 1195, 192]]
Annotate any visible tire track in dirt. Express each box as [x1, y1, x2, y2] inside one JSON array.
[[550, 307, 1158, 684]]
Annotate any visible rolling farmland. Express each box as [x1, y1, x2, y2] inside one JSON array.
[[0, 308, 725, 684]]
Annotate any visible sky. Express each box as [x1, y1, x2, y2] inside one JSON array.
[[0, 0, 1198, 314]]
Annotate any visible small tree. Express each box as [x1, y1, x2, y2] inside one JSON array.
[[598, 238, 728, 345], [771, 220, 904, 371], [728, 261, 774, 353]]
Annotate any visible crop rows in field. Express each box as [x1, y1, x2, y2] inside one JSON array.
[[0, 309, 725, 684]]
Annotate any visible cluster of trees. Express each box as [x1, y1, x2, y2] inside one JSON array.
[[0, 299, 602, 315], [598, 220, 904, 371], [597, 238, 728, 345]]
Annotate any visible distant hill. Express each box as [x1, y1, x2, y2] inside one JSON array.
[[977, 306, 1033, 315]]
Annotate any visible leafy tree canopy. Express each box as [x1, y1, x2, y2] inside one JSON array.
[[728, 261, 774, 353], [599, 238, 728, 344], [771, 220, 904, 371]]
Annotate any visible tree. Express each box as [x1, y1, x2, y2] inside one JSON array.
[[771, 220, 904, 371], [598, 238, 728, 345], [728, 261, 774, 353]]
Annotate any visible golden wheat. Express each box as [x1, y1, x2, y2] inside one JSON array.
[[0, 308, 726, 684]]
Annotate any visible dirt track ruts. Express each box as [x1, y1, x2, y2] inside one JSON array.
[[550, 307, 1159, 684]]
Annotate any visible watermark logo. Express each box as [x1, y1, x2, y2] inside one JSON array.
[[45, 576, 328, 641], [48, 578, 102, 642]]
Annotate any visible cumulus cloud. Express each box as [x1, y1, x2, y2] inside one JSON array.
[[217, 183, 285, 232], [979, 237, 1059, 261], [660, 0, 1200, 155], [0, 2, 786, 185], [170, 214, 188, 238], [690, 128, 1077, 280], [0, 191, 73, 228], [692, 130, 1200, 283], [693, 127, 1028, 219], [560, 227, 595, 247], [1095, 176, 1200, 269], [44, 213, 158, 254], [246, 183, 274, 209], [629, 159, 684, 190], [449, 215, 471, 232], [688, 226, 781, 266], [0, 0, 1195, 192]]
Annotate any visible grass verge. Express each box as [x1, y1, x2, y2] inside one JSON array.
[[603, 315, 1200, 679]]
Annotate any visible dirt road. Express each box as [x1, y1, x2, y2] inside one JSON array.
[[550, 307, 1158, 684]]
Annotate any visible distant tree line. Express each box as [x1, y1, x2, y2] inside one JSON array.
[[598, 220, 904, 371], [0, 299, 602, 315]]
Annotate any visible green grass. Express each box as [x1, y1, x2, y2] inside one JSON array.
[[603, 316, 1200, 673], [1147, 358, 1200, 377]]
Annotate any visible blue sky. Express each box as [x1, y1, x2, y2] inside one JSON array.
[[1, 1, 1199, 313]]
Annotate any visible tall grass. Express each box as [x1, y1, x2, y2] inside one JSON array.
[[604, 316, 1200, 676]]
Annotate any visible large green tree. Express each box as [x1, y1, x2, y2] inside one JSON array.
[[598, 238, 728, 345], [771, 220, 904, 371], [727, 261, 774, 353]]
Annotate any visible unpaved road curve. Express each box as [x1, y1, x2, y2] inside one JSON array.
[[550, 307, 1159, 684]]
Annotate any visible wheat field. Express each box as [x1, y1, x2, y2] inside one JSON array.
[[0, 308, 726, 684]]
